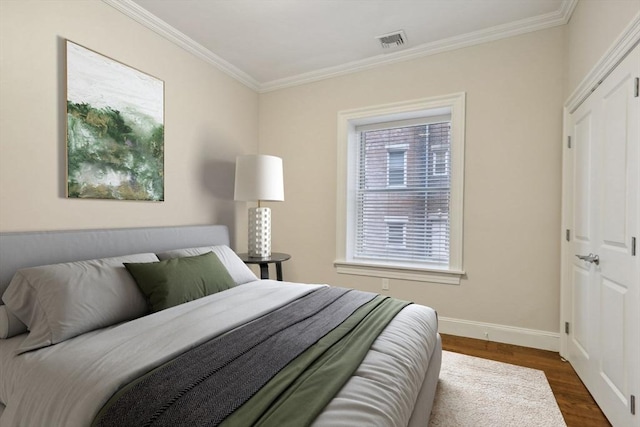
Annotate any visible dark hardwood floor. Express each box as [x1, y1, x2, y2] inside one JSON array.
[[440, 334, 611, 427]]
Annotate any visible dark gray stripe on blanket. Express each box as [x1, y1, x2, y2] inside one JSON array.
[[94, 286, 376, 427]]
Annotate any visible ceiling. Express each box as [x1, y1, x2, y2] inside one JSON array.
[[106, 0, 576, 91]]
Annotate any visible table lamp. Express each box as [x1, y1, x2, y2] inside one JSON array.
[[234, 154, 284, 258]]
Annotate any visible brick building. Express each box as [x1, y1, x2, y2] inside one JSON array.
[[356, 121, 451, 264]]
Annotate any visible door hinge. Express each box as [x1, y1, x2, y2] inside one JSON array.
[[631, 394, 636, 415], [635, 77, 639, 98], [566, 229, 571, 242], [567, 136, 572, 148], [565, 322, 570, 334], [632, 237, 636, 256]]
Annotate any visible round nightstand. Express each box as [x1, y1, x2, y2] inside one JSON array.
[[237, 252, 291, 281]]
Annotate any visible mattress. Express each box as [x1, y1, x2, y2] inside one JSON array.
[[0, 280, 439, 426]]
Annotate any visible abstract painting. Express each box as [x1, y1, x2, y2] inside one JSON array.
[[66, 40, 164, 201]]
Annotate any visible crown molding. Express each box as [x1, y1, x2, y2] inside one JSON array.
[[103, 0, 577, 93], [102, 0, 260, 91], [259, 0, 578, 92]]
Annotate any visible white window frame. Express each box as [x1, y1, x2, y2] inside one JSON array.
[[335, 93, 466, 284]]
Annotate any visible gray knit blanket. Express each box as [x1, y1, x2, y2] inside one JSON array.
[[93, 286, 376, 427]]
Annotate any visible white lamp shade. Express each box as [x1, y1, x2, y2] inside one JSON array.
[[234, 155, 284, 202]]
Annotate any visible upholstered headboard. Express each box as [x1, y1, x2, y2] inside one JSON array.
[[0, 225, 230, 301]]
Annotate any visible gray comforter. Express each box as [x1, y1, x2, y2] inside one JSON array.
[[0, 281, 439, 427]]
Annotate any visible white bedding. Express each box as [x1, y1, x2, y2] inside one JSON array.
[[314, 303, 438, 427], [0, 281, 438, 427]]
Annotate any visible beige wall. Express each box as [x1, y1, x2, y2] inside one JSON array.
[[0, 0, 258, 249], [566, 0, 640, 96], [259, 28, 566, 334]]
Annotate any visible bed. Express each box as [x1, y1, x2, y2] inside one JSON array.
[[0, 225, 441, 427]]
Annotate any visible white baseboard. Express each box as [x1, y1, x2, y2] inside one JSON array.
[[438, 316, 560, 352]]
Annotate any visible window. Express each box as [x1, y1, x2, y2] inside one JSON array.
[[356, 121, 450, 264], [384, 216, 408, 249], [387, 149, 407, 187], [430, 144, 450, 177], [335, 94, 465, 284], [387, 222, 405, 246]]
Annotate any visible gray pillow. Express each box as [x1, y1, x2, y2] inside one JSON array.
[[157, 245, 257, 285], [2, 253, 158, 353], [0, 305, 27, 339]]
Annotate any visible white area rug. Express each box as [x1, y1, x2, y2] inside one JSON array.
[[429, 351, 567, 426]]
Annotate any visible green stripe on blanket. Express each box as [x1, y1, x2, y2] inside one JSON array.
[[221, 295, 410, 427]]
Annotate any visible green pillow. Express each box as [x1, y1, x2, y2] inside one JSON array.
[[124, 251, 235, 312]]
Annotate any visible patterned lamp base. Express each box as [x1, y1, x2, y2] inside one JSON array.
[[248, 207, 271, 258]]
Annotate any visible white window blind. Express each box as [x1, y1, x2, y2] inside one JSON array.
[[354, 121, 451, 265]]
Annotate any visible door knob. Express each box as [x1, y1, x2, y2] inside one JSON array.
[[576, 253, 599, 265]]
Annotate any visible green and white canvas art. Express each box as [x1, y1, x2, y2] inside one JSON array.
[[66, 41, 164, 201]]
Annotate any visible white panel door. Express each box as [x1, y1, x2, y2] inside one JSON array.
[[568, 100, 598, 390], [567, 45, 639, 427]]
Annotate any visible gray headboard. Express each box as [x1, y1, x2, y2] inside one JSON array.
[[0, 225, 230, 301]]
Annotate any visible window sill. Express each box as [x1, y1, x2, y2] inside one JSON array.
[[333, 260, 464, 285]]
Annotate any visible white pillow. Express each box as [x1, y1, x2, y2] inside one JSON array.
[[0, 305, 27, 339], [156, 245, 257, 285], [2, 253, 158, 353]]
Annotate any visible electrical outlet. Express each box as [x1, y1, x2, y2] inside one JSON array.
[[382, 278, 389, 291]]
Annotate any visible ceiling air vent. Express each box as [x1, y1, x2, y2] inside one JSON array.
[[375, 30, 407, 49]]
